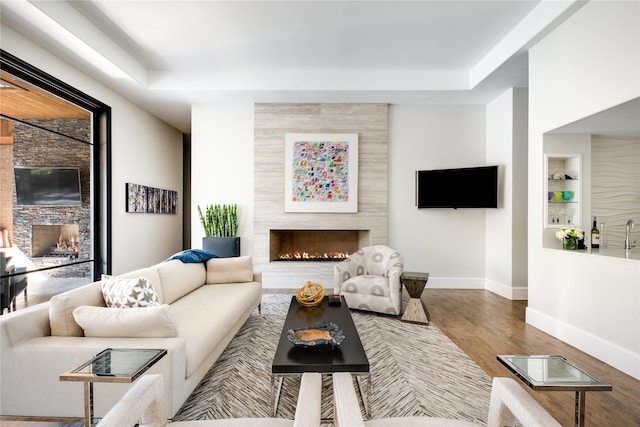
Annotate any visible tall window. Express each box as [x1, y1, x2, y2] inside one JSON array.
[[0, 50, 110, 312]]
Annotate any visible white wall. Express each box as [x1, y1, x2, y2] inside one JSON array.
[[528, 1, 640, 379], [191, 104, 493, 290], [485, 88, 528, 299], [1, 24, 184, 274], [388, 105, 488, 289], [190, 104, 254, 254]]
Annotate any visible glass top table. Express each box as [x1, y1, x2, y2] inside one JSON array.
[[497, 355, 612, 427], [62, 348, 166, 380], [60, 348, 167, 426]]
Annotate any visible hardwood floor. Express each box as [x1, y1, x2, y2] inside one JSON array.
[[2, 289, 638, 426], [425, 289, 640, 427]]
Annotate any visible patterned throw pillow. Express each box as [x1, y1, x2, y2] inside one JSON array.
[[101, 275, 160, 308]]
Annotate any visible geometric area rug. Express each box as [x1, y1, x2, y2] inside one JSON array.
[[173, 294, 493, 426]]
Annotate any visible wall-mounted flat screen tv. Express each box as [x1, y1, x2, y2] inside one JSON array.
[[416, 165, 498, 209], [14, 167, 82, 206]]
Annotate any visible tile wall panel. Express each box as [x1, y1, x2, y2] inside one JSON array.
[[254, 103, 388, 289], [591, 136, 640, 248]]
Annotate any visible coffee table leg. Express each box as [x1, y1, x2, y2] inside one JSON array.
[[355, 374, 371, 419], [271, 376, 284, 417], [575, 391, 585, 427], [83, 381, 93, 427]]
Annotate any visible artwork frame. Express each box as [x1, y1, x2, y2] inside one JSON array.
[[126, 183, 178, 214], [284, 133, 358, 213]]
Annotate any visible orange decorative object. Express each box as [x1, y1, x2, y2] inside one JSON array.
[[295, 281, 325, 307]]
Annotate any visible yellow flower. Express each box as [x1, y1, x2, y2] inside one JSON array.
[[555, 227, 584, 241]]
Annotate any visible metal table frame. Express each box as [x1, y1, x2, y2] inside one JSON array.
[[271, 371, 370, 419], [60, 348, 167, 427], [497, 354, 612, 427]]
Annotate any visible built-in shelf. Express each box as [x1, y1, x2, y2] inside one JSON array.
[[548, 201, 579, 204], [544, 154, 582, 228]]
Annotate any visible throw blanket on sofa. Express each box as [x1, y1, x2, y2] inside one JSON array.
[[165, 249, 220, 263]]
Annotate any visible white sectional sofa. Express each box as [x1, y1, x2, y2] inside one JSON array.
[[0, 255, 262, 419]]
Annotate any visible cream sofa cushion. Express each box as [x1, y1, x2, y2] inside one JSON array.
[[170, 281, 261, 377], [73, 304, 178, 338], [156, 260, 207, 305], [49, 282, 105, 336], [206, 256, 253, 284]]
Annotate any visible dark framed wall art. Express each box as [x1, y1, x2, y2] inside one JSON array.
[[126, 183, 178, 214]]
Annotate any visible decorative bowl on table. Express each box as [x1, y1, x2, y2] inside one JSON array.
[[287, 320, 345, 351], [295, 281, 325, 307]]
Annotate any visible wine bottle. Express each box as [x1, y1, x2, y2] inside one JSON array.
[[591, 217, 600, 249]]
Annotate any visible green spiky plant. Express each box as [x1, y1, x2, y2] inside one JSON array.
[[197, 204, 238, 237]]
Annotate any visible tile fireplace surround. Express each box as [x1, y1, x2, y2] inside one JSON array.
[[253, 103, 389, 289]]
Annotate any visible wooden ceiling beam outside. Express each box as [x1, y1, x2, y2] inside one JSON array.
[[0, 71, 89, 120]]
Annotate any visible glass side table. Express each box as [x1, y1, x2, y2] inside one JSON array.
[[60, 348, 167, 427], [497, 355, 612, 427]]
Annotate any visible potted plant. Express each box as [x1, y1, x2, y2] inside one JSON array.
[[198, 204, 240, 257], [555, 227, 584, 250]]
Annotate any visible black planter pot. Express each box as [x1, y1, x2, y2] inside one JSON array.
[[202, 237, 241, 258]]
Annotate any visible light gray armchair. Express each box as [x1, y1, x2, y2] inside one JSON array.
[[334, 245, 404, 315], [98, 372, 322, 427], [332, 373, 562, 427]]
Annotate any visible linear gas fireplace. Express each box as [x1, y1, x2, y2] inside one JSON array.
[[270, 229, 370, 262]]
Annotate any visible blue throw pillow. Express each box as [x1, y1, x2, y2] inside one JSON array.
[[165, 249, 219, 263]]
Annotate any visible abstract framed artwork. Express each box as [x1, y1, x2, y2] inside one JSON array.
[[126, 183, 178, 214], [284, 133, 358, 213]]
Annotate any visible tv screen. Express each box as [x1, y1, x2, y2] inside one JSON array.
[[416, 165, 498, 209], [14, 167, 82, 206]]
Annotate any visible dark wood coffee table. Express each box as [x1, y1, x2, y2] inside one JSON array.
[[271, 295, 370, 417]]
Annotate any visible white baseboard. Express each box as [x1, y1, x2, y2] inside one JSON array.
[[526, 307, 640, 380], [485, 278, 528, 300], [424, 277, 485, 289], [427, 277, 527, 302]]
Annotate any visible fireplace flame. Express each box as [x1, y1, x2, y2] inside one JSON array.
[[278, 251, 350, 261], [56, 233, 80, 254]]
